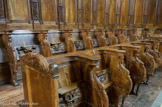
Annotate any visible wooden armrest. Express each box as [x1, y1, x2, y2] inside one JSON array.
[[120, 45, 141, 49], [131, 42, 150, 46], [96, 48, 126, 54]]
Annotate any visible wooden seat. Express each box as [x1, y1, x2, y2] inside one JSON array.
[[109, 45, 146, 95], [21, 52, 112, 107], [131, 42, 156, 84]]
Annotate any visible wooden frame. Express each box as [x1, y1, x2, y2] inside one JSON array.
[[154, 0, 161, 25], [114, 0, 122, 26], [6, 0, 32, 30], [127, 0, 136, 26], [142, 0, 149, 26]]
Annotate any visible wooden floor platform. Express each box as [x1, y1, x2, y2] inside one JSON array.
[[0, 70, 162, 107]]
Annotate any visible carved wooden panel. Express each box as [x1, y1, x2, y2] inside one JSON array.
[[120, 0, 129, 27], [7, 0, 30, 22], [41, 0, 56, 21], [6, 0, 32, 30], [155, 0, 162, 25], [64, 0, 76, 29], [0, 0, 5, 21], [47, 31, 67, 55], [147, 0, 156, 26], [82, 0, 92, 29], [134, 0, 143, 27], [40, 0, 57, 29], [109, 0, 115, 26], [21, 53, 110, 107], [75, 0, 83, 29], [142, 0, 149, 26], [159, 0, 162, 26], [104, 0, 110, 26], [96, 0, 104, 28], [0, 0, 161, 30], [30, 0, 40, 22], [127, 0, 136, 26], [92, 0, 98, 27], [0, 0, 6, 30], [57, 0, 65, 27], [71, 31, 85, 50], [115, 0, 122, 25]]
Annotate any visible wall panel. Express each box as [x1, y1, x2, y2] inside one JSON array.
[[134, 0, 143, 27], [159, 1, 162, 27], [147, 0, 157, 27], [109, 0, 115, 26], [7, 0, 32, 30], [64, 0, 76, 29], [83, 0, 92, 29], [40, 0, 57, 29], [0, 0, 160, 30], [120, 0, 128, 28], [96, 0, 104, 29], [0, 0, 7, 30]]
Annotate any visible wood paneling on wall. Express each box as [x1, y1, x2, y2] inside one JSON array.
[[6, 0, 32, 30], [96, 0, 104, 29], [83, 0, 92, 29], [64, 0, 76, 29], [120, 0, 128, 28], [0, 0, 161, 30], [40, 0, 57, 29], [147, 0, 156, 28], [108, 0, 115, 26], [134, 0, 143, 27]]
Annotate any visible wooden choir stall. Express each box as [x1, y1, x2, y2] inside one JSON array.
[[0, 0, 162, 107]]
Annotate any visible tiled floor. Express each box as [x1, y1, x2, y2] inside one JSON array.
[[0, 71, 162, 107], [151, 91, 162, 107], [125, 70, 162, 107]]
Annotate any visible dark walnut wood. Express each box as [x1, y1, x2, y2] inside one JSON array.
[[21, 52, 111, 107], [61, 31, 76, 52], [152, 29, 162, 37], [93, 30, 109, 47], [0, 0, 161, 30], [109, 44, 146, 95], [127, 29, 138, 42], [1, 31, 39, 86], [116, 29, 127, 44], [148, 36, 162, 54], [96, 48, 132, 107], [141, 40, 161, 70], [79, 30, 93, 49], [2, 33, 18, 86], [105, 30, 118, 45], [37, 32, 51, 57], [128, 49, 146, 95], [80, 48, 132, 107], [131, 42, 156, 84], [141, 29, 150, 39], [21, 46, 133, 107]]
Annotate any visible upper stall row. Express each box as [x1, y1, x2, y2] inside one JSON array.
[[0, 0, 162, 31]]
